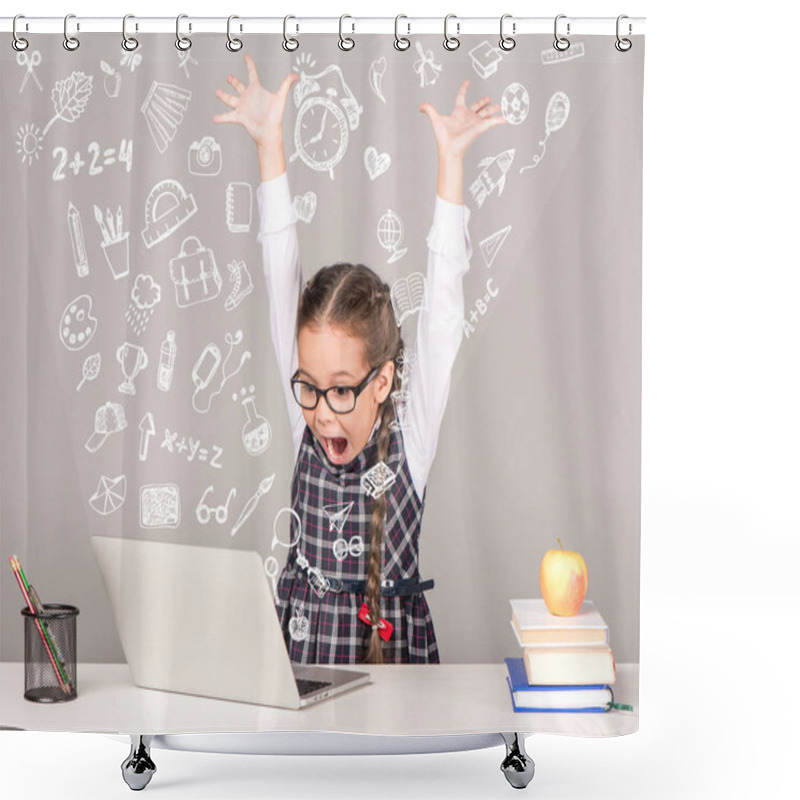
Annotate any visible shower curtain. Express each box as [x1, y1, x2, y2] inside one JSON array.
[[1, 21, 643, 732]]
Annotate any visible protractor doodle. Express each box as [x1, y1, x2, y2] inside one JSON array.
[[141, 178, 197, 249]]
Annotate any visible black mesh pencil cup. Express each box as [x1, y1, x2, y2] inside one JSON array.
[[21, 604, 79, 702]]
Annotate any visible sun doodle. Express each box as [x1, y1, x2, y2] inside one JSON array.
[[16, 123, 44, 165]]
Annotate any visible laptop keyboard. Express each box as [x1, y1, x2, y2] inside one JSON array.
[[295, 677, 333, 697]]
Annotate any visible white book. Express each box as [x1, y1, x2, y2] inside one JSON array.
[[510, 599, 609, 647]]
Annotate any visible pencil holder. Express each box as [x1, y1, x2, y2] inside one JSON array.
[[21, 604, 79, 702]]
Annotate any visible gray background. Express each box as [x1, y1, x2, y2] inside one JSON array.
[[1, 33, 642, 666]]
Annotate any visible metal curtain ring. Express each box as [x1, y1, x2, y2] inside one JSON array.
[[554, 14, 570, 51], [227, 15, 243, 51], [12, 14, 29, 51], [339, 14, 355, 50], [615, 14, 632, 52], [499, 13, 516, 51], [122, 14, 139, 52], [283, 15, 299, 51], [176, 13, 192, 51], [443, 13, 460, 51], [63, 13, 80, 51], [394, 14, 410, 51]]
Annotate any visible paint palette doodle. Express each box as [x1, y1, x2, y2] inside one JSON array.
[[141, 178, 197, 249]]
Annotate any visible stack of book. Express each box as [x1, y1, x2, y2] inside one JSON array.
[[505, 598, 616, 713]]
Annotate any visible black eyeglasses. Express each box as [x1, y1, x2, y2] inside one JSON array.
[[290, 365, 382, 414]]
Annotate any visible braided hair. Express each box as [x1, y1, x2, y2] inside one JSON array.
[[297, 263, 403, 664]]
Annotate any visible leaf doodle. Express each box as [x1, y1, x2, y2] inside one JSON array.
[[42, 71, 93, 137], [77, 352, 101, 391]]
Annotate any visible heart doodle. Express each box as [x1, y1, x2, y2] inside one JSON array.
[[364, 146, 391, 181], [293, 191, 317, 224]]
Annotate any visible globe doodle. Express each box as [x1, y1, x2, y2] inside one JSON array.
[[501, 82, 530, 126], [377, 209, 408, 263]]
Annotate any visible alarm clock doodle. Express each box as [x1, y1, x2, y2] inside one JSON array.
[[288, 54, 363, 180]]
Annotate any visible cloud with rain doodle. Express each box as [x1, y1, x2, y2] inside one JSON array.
[[126, 273, 161, 336]]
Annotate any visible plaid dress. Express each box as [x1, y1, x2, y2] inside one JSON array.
[[274, 422, 439, 665]]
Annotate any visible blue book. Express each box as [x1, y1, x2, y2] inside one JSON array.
[[504, 657, 612, 713]]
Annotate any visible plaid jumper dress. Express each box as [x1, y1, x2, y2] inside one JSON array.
[[258, 170, 472, 666], [274, 422, 440, 664]]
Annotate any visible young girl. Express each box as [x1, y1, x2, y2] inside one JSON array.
[[214, 53, 506, 664]]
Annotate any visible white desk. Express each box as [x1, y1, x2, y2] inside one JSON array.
[[1, 662, 637, 738]]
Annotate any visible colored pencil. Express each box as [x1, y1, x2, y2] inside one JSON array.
[[12, 558, 73, 690], [8, 556, 72, 695]]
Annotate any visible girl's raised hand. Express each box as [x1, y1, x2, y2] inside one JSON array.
[[419, 79, 507, 159], [213, 53, 298, 146]]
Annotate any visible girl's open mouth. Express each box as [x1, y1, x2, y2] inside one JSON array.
[[325, 436, 348, 463]]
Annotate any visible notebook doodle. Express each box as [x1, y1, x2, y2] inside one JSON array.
[[226, 182, 252, 232]]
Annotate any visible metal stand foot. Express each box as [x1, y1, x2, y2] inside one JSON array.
[[121, 735, 157, 791], [500, 732, 535, 789]]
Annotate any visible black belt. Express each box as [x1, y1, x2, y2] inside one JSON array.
[[328, 576, 434, 597], [289, 569, 434, 597]]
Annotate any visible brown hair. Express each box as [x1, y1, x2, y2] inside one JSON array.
[[297, 262, 403, 664]]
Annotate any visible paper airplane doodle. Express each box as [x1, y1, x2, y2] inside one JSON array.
[[323, 501, 354, 533]]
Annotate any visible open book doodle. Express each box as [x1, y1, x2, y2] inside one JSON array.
[[391, 272, 428, 327]]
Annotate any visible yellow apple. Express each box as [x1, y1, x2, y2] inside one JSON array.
[[539, 538, 588, 616]]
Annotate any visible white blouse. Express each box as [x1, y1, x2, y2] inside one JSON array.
[[257, 171, 472, 499]]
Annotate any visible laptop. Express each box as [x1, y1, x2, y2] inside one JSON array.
[[90, 536, 371, 709]]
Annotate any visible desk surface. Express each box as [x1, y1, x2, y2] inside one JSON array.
[[1, 662, 638, 738]]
